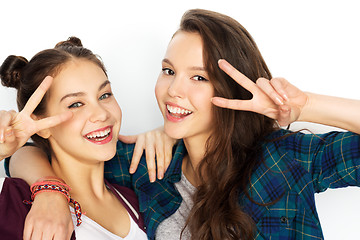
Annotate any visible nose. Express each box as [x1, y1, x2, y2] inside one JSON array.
[[89, 103, 110, 123], [167, 75, 185, 98]]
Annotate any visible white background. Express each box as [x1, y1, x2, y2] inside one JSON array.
[[0, 0, 359, 238]]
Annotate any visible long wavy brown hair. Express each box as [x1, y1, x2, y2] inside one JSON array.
[[178, 9, 278, 239]]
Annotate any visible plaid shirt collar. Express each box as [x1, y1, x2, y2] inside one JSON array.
[[162, 139, 186, 183]]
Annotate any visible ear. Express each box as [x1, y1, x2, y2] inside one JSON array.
[[31, 113, 52, 139]]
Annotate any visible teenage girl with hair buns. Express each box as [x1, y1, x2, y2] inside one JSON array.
[[0, 37, 151, 240]]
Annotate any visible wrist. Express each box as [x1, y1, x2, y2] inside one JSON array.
[[297, 92, 312, 122], [32, 190, 69, 204]]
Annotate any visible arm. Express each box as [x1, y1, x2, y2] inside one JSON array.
[[298, 93, 360, 133], [9, 146, 73, 240], [10, 145, 55, 184], [1, 77, 74, 240], [212, 59, 360, 134]]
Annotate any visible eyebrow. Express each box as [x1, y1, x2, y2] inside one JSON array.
[[162, 58, 206, 72], [60, 80, 111, 102]]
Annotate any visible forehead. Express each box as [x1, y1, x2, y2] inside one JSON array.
[[50, 59, 107, 95], [165, 31, 204, 66]]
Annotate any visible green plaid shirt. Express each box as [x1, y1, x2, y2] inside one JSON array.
[[104, 129, 360, 239]]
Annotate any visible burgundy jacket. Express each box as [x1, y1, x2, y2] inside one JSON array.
[[0, 178, 145, 240]]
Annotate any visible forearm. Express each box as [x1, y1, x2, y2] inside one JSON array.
[[9, 146, 55, 185], [299, 93, 360, 134]]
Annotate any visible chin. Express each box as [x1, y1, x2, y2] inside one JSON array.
[[164, 126, 183, 140]]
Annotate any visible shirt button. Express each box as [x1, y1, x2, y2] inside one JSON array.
[[280, 216, 288, 223]]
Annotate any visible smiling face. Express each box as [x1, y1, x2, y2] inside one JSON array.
[[155, 31, 214, 144], [43, 59, 121, 164]]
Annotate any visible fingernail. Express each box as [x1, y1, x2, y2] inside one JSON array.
[[283, 94, 289, 102], [129, 167, 134, 174], [150, 174, 155, 183], [276, 97, 284, 105], [158, 170, 164, 180]]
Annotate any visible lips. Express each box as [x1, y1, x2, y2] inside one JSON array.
[[166, 103, 192, 122], [84, 126, 113, 145]]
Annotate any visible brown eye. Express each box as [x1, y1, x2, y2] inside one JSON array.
[[193, 75, 208, 81], [162, 68, 175, 75]]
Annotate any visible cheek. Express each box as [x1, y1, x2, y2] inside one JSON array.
[[112, 103, 122, 123], [50, 114, 84, 139], [190, 87, 214, 111], [155, 77, 168, 101]]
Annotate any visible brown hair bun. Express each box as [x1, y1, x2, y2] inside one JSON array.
[[0, 55, 28, 89], [55, 36, 83, 48]]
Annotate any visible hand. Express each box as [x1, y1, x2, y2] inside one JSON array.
[[118, 127, 177, 182], [211, 59, 308, 126], [0, 76, 72, 159], [23, 192, 74, 240]]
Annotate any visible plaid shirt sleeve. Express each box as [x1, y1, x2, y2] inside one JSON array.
[[248, 130, 360, 239], [287, 131, 360, 192]]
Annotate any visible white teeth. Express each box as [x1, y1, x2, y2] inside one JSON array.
[[166, 105, 192, 115], [86, 128, 111, 139]]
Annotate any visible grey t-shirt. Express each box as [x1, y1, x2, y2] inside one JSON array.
[[156, 172, 196, 239]]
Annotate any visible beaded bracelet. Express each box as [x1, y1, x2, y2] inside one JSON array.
[[30, 181, 71, 201], [23, 178, 83, 226]]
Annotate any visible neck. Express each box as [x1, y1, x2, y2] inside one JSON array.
[[182, 135, 209, 187], [51, 154, 108, 200]]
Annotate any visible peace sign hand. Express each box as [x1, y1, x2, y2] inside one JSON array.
[[211, 59, 308, 126], [0, 76, 72, 159]]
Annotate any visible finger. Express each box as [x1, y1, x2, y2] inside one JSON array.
[[218, 59, 257, 92], [3, 127, 15, 143], [129, 136, 145, 174], [269, 77, 290, 102], [52, 225, 70, 240], [277, 105, 292, 126], [54, 232, 67, 240], [118, 134, 138, 143], [64, 222, 75, 240], [0, 111, 14, 143], [163, 139, 174, 173], [155, 133, 165, 180], [145, 133, 156, 182], [29, 228, 42, 240], [22, 76, 53, 115], [65, 231, 74, 240], [23, 221, 33, 240], [35, 111, 73, 131], [41, 229, 54, 240], [256, 78, 284, 105], [211, 97, 253, 111]]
